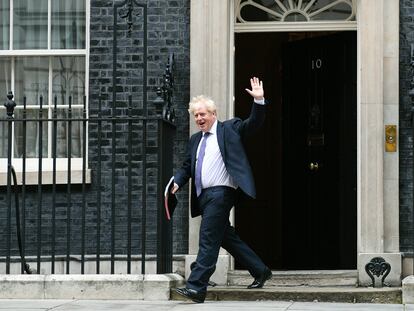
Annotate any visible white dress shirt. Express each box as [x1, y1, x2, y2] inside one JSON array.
[[196, 120, 237, 190]]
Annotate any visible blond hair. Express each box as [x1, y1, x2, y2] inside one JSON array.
[[188, 95, 217, 115]]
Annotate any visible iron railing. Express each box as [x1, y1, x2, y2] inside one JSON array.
[[1, 91, 175, 275]]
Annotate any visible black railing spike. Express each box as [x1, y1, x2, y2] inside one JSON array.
[[155, 54, 175, 122], [4, 91, 16, 118], [119, 0, 134, 33]]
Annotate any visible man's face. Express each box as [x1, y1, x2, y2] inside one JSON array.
[[193, 103, 216, 132]]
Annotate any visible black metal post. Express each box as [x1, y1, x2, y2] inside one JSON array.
[[52, 96, 57, 273], [155, 54, 176, 273], [22, 97, 27, 274], [111, 1, 120, 274], [4, 91, 16, 274], [66, 96, 72, 274], [111, 100, 116, 275], [142, 118, 147, 274], [127, 95, 132, 274], [81, 95, 87, 274], [156, 119, 175, 273], [96, 96, 102, 274], [112, 1, 118, 274], [37, 96, 43, 274], [141, 5, 148, 274]]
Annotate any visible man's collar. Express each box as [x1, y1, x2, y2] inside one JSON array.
[[210, 119, 218, 134]]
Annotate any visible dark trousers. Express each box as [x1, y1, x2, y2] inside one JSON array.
[[187, 186, 266, 293]]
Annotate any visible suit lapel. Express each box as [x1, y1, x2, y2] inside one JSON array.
[[217, 121, 226, 163], [191, 132, 202, 176]]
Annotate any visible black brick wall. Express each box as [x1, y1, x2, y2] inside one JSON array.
[[400, 0, 414, 253], [88, 0, 190, 256], [0, 0, 190, 262]]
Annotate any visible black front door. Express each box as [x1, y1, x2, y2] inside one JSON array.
[[281, 32, 357, 269], [234, 32, 356, 270]]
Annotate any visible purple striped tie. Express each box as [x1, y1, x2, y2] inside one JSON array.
[[195, 132, 210, 197]]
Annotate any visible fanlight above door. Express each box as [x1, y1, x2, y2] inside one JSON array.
[[235, 0, 356, 23]]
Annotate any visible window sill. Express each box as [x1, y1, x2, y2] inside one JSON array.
[[0, 170, 92, 186]]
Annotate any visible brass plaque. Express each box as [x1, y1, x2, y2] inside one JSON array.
[[385, 125, 397, 152]]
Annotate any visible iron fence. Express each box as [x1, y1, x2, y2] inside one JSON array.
[[1, 91, 175, 275]]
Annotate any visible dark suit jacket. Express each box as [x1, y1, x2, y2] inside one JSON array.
[[174, 102, 265, 217]]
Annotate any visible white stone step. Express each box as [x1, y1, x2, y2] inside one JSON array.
[[171, 285, 401, 304], [228, 270, 358, 287]]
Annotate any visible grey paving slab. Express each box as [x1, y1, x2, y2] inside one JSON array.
[[287, 302, 404, 311], [51, 300, 291, 311], [0, 300, 409, 311], [176, 300, 293, 309], [170, 301, 292, 310], [51, 300, 176, 311], [0, 299, 72, 309]]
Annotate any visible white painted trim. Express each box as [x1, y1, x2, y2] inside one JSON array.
[[228, 2, 235, 119], [228, 0, 236, 272], [3, 105, 85, 109], [48, 56, 53, 158], [356, 0, 362, 262], [9, 0, 12, 50], [0, 158, 84, 172], [85, 0, 90, 170], [0, 49, 87, 56], [234, 21, 357, 32], [0, 169, 92, 186], [47, 0, 51, 50]]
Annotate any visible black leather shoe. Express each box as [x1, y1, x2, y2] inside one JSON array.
[[175, 287, 206, 303], [247, 267, 272, 289]]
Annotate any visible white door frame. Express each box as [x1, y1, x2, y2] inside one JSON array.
[[188, 0, 400, 286]]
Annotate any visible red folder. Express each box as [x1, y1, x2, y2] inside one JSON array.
[[164, 177, 177, 220]]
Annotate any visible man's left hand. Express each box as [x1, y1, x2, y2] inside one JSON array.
[[171, 183, 179, 194], [245, 77, 264, 100]]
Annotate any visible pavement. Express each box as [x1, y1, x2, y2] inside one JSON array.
[[1, 300, 414, 311]]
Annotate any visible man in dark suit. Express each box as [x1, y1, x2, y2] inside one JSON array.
[[172, 77, 271, 303]]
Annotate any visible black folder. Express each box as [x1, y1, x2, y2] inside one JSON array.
[[164, 177, 177, 220]]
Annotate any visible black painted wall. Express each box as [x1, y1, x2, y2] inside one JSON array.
[[401, 0, 414, 253]]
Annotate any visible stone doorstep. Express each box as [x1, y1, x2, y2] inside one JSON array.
[[0, 274, 185, 300], [171, 286, 402, 304], [228, 270, 359, 287]]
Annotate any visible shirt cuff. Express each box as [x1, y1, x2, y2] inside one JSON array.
[[254, 98, 265, 105]]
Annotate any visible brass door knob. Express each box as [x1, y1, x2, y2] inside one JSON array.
[[309, 162, 319, 171]]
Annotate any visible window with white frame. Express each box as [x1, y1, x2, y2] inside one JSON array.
[[0, 0, 89, 175]]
